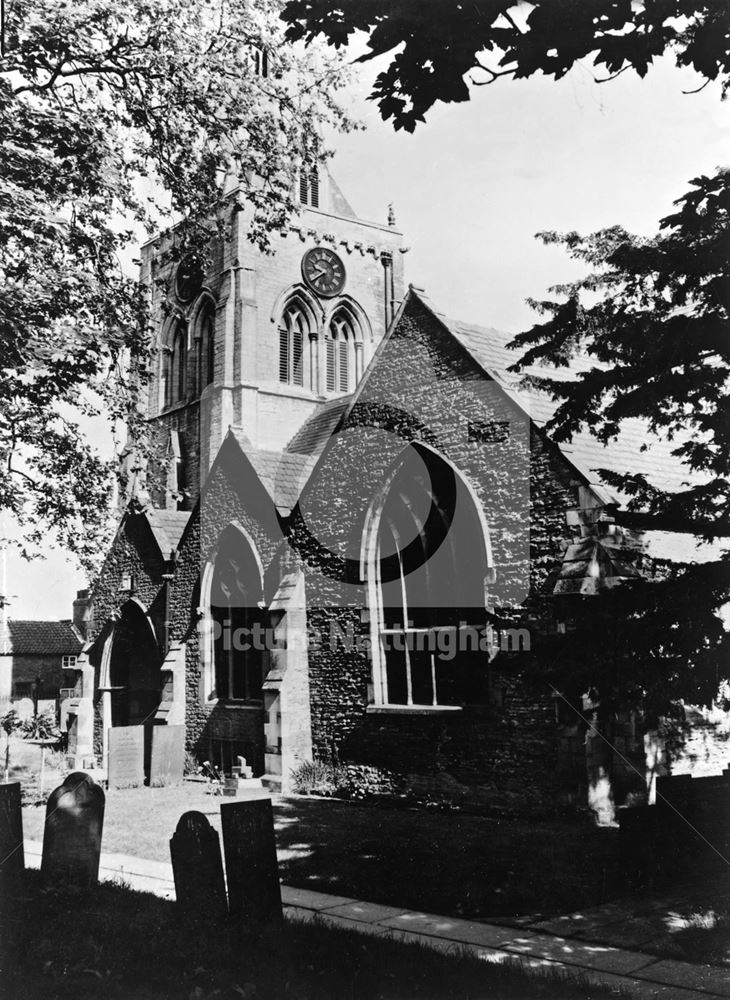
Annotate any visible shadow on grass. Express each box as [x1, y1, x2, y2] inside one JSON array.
[[1, 871, 625, 1000], [272, 796, 621, 922]]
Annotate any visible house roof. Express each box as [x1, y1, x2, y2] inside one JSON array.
[[3, 620, 83, 657], [145, 510, 191, 559]]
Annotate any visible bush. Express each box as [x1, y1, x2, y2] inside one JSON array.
[[1, 708, 20, 737], [291, 758, 348, 797], [19, 710, 61, 741]]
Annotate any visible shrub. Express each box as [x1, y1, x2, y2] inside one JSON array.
[[291, 758, 348, 797], [19, 710, 61, 741], [183, 749, 200, 776]]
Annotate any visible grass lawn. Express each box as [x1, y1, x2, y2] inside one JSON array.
[[21, 772, 620, 922], [0, 871, 621, 1000], [13, 740, 729, 968]]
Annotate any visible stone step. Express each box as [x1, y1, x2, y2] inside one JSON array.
[[261, 773, 282, 792]]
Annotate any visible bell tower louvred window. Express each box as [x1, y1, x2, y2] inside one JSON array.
[[299, 168, 320, 209], [279, 302, 308, 386], [326, 308, 362, 394]]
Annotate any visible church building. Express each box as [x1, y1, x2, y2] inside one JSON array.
[[64, 167, 729, 819]]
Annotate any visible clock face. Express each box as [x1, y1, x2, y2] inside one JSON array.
[[301, 247, 346, 298], [175, 254, 203, 302]]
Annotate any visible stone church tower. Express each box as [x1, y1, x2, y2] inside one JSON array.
[[139, 171, 405, 510]]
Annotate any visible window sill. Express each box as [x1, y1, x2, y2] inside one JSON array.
[[205, 700, 264, 711], [366, 704, 462, 716]]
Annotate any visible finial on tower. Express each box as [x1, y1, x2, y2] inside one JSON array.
[[387, 203, 396, 227]]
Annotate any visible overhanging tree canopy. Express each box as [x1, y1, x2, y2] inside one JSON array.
[[0, 0, 354, 571], [282, 0, 730, 131]]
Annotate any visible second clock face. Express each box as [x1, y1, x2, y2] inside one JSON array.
[[302, 247, 346, 298], [175, 254, 203, 302]]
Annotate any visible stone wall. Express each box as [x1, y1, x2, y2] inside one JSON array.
[[288, 296, 581, 814], [170, 442, 286, 771]]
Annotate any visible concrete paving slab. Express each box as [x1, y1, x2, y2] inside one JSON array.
[[286, 905, 395, 938], [379, 911, 521, 949], [531, 904, 632, 936], [576, 919, 673, 950], [100, 852, 173, 881], [280, 885, 357, 911], [501, 931, 658, 975], [322, 900, 409, 924], [635, 959, 730, 997]]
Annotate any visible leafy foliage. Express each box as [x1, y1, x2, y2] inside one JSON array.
[[0, 0, 354, 572], [282, 0, 730, 131], [19, 709, 61, 741], [509, 169, 730, 715], [511, 168, 730, 535], [0, 707, 20, 737]]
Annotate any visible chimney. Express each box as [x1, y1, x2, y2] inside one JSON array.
[[72, 589, 91, 640]]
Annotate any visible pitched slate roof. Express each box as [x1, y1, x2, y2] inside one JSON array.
[[145, 510, 190, 559], [286, 396, 352, 456], [3, 620, 83, 656], [445, 315, 701, 502], [229, 431, 318, 515]]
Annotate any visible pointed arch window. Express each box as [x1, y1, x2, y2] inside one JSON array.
[[205, 526, 265, 703], [198, 302, 215, 392], [161, 349, 172, 410], [171, 322, 187, 404], [364, 445, 492, 709], [326, 309, 360, 394], [279, 302, 308, 386]]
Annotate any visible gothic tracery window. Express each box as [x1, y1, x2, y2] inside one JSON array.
[[365, 445, 491, 709]]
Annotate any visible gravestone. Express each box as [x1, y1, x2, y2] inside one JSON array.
[[149, 725, 185, 787], [0, 783, 24, 960], [41, 772, 105, 886], [170, 811, 228, 922], [14, 698, 33, 721], [108, 726, 144, 788], [221, 798, 281, 926], [0, 783, 24, 897]]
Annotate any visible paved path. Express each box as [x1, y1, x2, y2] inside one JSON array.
[[24, 840, 729, 1000]]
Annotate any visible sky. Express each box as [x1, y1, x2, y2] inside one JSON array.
[[7, 44, 728, 620]]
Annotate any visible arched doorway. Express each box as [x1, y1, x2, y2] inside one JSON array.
[[108, 601, 161, 727], [364, 444, 492, 707]]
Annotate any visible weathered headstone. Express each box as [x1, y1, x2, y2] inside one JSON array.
[[149, 725, 185, 787], [0, 783, 24, 960], [41, 772, 105, 886], [221, 798, 281, 926], [0, 783, 24, 897], [170, 811, 228, 922], [14, 698, 33, 721], [108, 725, 144, 788]]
